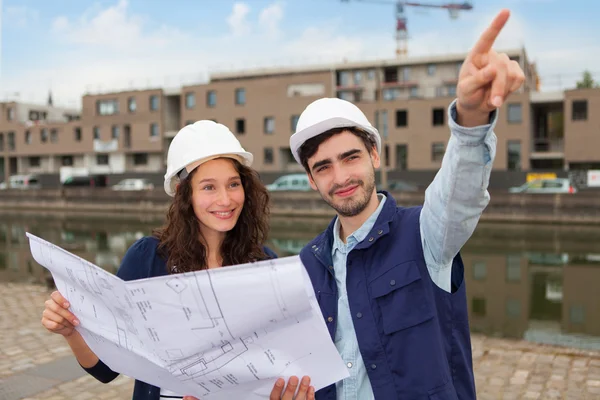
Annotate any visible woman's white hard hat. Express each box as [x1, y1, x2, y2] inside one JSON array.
[[163, 120, 253, 197], [289, 97, 381, 165]]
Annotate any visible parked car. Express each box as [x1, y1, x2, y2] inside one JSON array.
[[508, 178, 576, 194], [112, 178, 155, 191], [3, 174, 42, 189], [379, 180, 419, 192], [266, 174, 311, 191], [62, 174, 108, 188]]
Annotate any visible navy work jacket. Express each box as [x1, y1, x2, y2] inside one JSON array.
[[299, 192, 476, 400]]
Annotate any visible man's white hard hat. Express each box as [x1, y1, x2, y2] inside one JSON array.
[[163, 120, 253, 197], [289, 97, 381, 165]]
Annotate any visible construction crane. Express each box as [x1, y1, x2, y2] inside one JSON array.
[[342, 0, 473, 57]]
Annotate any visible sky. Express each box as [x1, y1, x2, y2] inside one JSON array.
[[0, 0, 597, 108]]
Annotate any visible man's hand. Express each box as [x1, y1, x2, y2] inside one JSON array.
[[182, 376, 315, 400], [456, 9, 525, 127]]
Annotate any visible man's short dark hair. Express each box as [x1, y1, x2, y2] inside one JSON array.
[[298, 127, 377, 172]]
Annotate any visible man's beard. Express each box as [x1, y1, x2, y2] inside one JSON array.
[[321, 172, 376, 217]]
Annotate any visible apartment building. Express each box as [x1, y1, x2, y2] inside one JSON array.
[[0, 89, 180, 184], [1, 46, 598, 187]]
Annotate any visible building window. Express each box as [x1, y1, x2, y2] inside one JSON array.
[[384, 67, 398, 83], [150, 123, 159, 137], [446, 85, 457, 97], [507, 103, 522, 123], [506, 299, 521, 318], [367, 69, 375, 80], [7, 108, 14, 120], [93, 126, 100, 140], [29, 156, 40, 167], [185, 92, 195, 109], [29, 110, 47, 121], [431, 142, 445, 162], [264, 147, 274, 164], [264, 117, 275, 134], [207, 91, 216, 107], [123, 125, 131, 148], [96, 99, 119, 115], [149, 95, 159, 111], [506, 254, 521, 282], [74, 127, 82, 142], [427, 64, 436, 76], [0, 133, 4, 151], [25, 130, 31, 144], [111, 125, 119, 139], [432, 108, 445, 126], [7, 132, 15, 151], [50, 129, 58, 143], [471, 297, 486, 317], [235, 88, 246, 105], [354, 71, 361, 85], [236, 118, 245, 134], [383, 88, 398, 101], [401, 67, 410, 81], [128, 97, 136, 113], [96, 154, 109, 165], [572, 100, 587, 120], [290, 115, 299, 133], [473, 261, 486, 281], [62, 156, 74, 166], [410, 87, 419, 98], [338, 91, 354, 102], [396, 110, 408, 127], [507, 140, 521, 171], [569, 305, 585, 324], [337, 71, 350, 86], [396, 144, 407, 170], [40, 129, 48, 143], [133, 153, 148, 165]]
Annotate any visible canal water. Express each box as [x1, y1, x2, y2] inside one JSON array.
[[1, 211, 599, 351]]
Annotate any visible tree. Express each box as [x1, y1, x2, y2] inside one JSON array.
[[576, 70, 597, 89]]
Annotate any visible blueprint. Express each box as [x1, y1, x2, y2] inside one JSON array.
[[27, 233, 349, 399]]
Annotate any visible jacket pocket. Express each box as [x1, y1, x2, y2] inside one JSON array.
[[369, 261, 435, 335], [428, 380, 459, 400]]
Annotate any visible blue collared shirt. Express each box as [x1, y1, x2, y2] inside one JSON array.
[[330, 99, 497, 399]]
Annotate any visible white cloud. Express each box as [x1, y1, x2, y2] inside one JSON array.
[[51, 0, 188, 53], [227, 2, 251, 37], [4, 6, 40, 28], [259, 3, 283, 38]]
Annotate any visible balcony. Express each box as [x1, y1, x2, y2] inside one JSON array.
[[530, 138, 564, 159]]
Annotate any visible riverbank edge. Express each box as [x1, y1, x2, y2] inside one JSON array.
[[1, 200, 600, 226]]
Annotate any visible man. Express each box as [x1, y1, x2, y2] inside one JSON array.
[[285, 9, 524, 400]]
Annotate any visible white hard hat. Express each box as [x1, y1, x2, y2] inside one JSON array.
[[163, 120, 253, 196], [289, 97, 381, 165]]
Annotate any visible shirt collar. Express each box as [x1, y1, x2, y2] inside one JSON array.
[[333, 193, 387, 252]]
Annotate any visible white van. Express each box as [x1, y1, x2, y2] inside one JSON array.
[[8, 174, 42, 189], [266, 174, 311, 191]]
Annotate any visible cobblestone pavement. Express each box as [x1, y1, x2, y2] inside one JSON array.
[[2, 283, 600, 399]]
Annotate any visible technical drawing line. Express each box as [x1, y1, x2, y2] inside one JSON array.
[[206, 270, 234, 340]]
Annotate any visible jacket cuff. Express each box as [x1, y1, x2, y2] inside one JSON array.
[[447, 99, 498, 144]]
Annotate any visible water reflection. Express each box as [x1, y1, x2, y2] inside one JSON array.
[[2, 213, 600, 350]]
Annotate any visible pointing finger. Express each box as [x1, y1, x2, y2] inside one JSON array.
[[470, 9, 510, 57]]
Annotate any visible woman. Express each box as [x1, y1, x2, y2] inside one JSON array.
[[41, 120, 315, 400]]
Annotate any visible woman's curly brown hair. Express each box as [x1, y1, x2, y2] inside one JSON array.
[[153, 158, 270, 273]]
